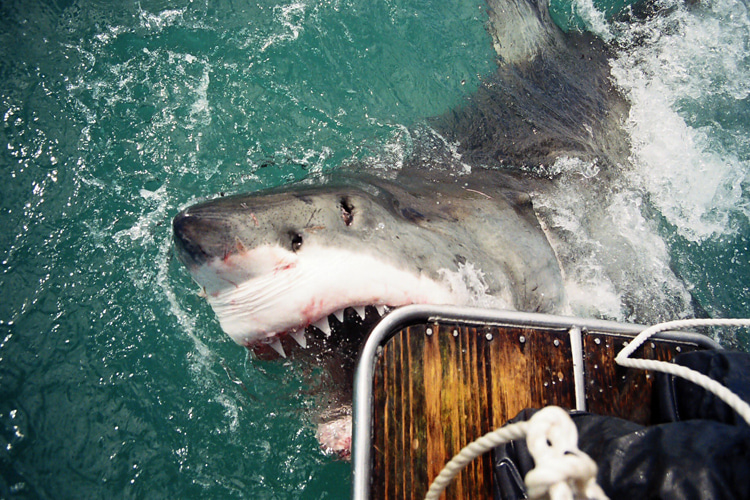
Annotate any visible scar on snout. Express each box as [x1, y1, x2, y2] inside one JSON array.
[[235, 237, 247, 252], [250, 212, 259, 227]]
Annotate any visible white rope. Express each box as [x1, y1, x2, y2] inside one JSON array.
[[424, 406, 608, 500], [524, 407, 608, 500], [424, 420, 529, 500], [615, 318, 750, 426]]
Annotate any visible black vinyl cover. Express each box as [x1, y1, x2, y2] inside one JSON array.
[[656, 350, 750, 426], [492, 351, 750, 500]]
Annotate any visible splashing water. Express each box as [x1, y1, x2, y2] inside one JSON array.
[[1, 0, 749, 498]]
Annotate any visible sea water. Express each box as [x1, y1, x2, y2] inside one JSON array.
[[0, 0, 748, 498]]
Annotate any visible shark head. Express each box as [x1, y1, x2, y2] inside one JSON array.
[[173, 170, 565, 358], [173, 178, 457, 352]]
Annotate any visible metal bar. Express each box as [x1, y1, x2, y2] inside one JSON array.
[[569, 326, 586, 411]]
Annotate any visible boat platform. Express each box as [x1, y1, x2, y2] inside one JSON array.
[[351, 306, 721, 499]]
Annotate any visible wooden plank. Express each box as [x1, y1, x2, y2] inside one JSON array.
[[370, 322, 576, 500], [583, 332, 701, 424], [488, 326, 575, 431]]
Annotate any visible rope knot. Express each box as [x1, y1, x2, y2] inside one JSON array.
[[524, 407, 608, 500]]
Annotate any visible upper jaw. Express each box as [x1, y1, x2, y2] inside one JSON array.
[[193, 242, 456, 343], [249, 304, 390, 359]]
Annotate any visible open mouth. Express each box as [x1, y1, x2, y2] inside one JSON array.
[[241, 303, 392, 460], [244, 303, 392, 459], [248, 304, 391, 360]]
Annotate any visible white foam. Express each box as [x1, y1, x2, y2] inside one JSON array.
[[526, 155, 600, 180], [359, 124, 413, 175], [273, 145, 333, 176], [188, 69, 212, 128], [156, 234, 242, 433], [530, 0, 750, 323], [532, 158, 694, 323], [611, 0, 750, 241], [261, 2, 309, 52], [113, 185, 168, 245], [138, 8, 185, 32], [571, 0, 613, 41], [156, 234, 210, 360], [438, 262, 512, 309]]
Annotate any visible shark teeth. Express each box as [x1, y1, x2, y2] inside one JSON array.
[[312, 317, 332, 336], [305, 304, 394, 340], [332, 309, 345, 323], [253, 304, 398, 359], [353, 305, 366, 319], [289, 330, 307, 349], [268, 338, 286, 358]]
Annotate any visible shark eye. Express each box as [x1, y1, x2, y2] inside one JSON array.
[[340, 197, 354, 226], [290, 232, 303, 252]]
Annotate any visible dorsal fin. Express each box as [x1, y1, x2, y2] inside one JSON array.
[[485, 0, 563, 64], [431, 0, 629, 172]]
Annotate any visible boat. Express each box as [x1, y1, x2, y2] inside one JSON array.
[[349, 305, 750, 499]]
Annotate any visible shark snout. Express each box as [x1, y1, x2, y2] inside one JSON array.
[[172, 210, 213, 267], [172, 204, 269, 270]]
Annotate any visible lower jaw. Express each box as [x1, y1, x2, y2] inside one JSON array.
[[247, 306, 388, 460], [317, 414, 352, 460]]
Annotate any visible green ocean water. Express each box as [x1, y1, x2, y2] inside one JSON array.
[[1, 0, 749, 498]]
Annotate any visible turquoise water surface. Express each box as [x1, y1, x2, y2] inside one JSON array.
[[2, 0, 749, 498]]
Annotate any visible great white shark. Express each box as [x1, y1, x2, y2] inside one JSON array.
[[173, 169, 565, 350], [172, 0, 645, 456]]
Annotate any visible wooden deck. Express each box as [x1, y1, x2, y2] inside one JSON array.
[[367, 320, 708, 499]]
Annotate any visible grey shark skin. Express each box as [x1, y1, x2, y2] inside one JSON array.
[[173, 168, 565, 351], [436, 0, 629, 171]]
